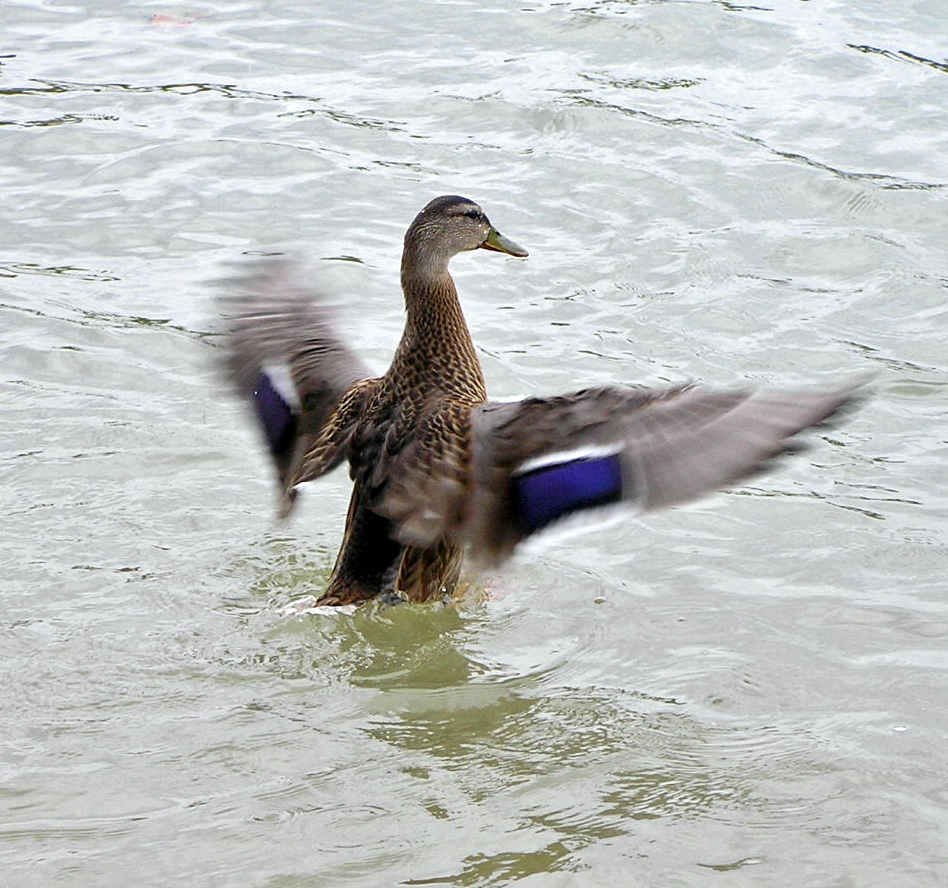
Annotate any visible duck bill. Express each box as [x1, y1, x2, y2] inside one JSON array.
[[480, 227, 529, 258]]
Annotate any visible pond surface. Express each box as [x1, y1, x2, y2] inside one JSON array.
[[2, 1, 947, 885]]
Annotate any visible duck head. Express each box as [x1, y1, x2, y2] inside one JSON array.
[[402, 195, 528, 274]]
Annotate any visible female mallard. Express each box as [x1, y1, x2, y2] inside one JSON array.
[[222, 195, 858, 606]]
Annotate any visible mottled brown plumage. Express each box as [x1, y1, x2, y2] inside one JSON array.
[[220, 195, 862, 607]]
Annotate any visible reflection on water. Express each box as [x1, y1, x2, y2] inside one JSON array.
[[233, 596, 883, 884], [3, 0, 947, 884]]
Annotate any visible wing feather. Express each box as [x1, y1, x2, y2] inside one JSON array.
[[378, 381, 863, 566], [219, 261, 378, 515]]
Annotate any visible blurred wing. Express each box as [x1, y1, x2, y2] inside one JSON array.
[[382, 382, 862, 566], [219, 260, 378, 515], [466, 383, 861, 564]]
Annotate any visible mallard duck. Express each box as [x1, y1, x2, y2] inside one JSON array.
[[222, 194, 859, 606]]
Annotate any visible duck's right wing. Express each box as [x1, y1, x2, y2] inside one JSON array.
[[220, 261, 379, 517], [462, 383, 861, 565], [378, 382, 862, 568]]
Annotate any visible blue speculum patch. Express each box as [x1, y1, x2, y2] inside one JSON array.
[[513, 453, 624, 535], [253, 370, 297, 458]]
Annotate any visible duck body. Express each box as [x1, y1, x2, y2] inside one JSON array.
[[323, 257, 490, 604], [222, 195, 860, 606]]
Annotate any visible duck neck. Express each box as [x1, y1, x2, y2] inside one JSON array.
[[393, 255, 487, 403]]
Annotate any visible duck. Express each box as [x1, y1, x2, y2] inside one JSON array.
[[221, 194, 859, 606]]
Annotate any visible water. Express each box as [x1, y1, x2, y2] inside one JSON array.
[[2, 0, 947, 885]]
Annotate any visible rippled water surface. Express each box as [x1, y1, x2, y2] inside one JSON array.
[[3, 1, 947, 885]]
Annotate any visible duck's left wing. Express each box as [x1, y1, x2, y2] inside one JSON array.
[[220, 261, 378, 516], [380, 383, 861, 567]]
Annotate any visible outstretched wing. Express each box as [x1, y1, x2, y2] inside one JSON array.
[[219, 261, 379, 516], [379, 383, 862, 567]]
